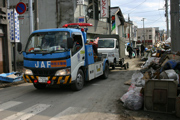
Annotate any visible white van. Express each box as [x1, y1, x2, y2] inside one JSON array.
[[98, 38, 119, 69]]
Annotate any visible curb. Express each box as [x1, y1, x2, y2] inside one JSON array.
[[0, 81, 25, 88]]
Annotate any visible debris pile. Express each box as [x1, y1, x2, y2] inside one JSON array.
[[121, 40, 180, 117]]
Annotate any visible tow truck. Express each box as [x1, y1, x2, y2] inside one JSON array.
[[17, 23, 109, 91]]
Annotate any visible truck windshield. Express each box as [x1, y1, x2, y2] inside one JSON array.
[[98, 40, 114, 48], [25, 31, 70, 53]]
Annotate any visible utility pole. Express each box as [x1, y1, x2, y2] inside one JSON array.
[[29, 0, 33, 34], [93, 0, 95, 31], [128, 14, 131, 46], [34, 0, 39, 30], [170, 0, 180, 52], [13, 8, 16, 71], [7, 0, 12, 72], [109, 0, 111, 35], [142, 18, 145, 45], [165, 0, 169, 38]]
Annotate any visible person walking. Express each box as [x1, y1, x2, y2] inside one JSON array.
[[127, 44, 133, 59], [141, 44, 145, 56], [136, 47, 140, 57]]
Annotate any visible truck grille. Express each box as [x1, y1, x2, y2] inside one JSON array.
[[32, 69, 56, 76]]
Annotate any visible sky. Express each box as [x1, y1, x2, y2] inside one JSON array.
[[111, 0, 170, 31]]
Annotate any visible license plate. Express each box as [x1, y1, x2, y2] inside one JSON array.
[[38, 77, 48, 83]]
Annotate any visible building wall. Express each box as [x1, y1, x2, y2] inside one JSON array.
[[87, 19, 110, 36], [118, 25, 124, 37], [124, 22, 137, 47], [137, 27, 156, 46], [0, 0, 12, 73]]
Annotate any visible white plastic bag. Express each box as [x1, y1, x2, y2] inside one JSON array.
[[131, 71, 143, 85], [121, 84, 142, 103], [120, 90, 134, 103], [123, 93, 143, 110], [142, 57, 156, 68]]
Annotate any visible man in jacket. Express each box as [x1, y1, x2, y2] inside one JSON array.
[[141, 44, 145, 56], [127, 44, 133, 59]]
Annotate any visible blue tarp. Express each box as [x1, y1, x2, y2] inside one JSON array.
[[0, 72, 23, 83], [160, 60, 180, 72]]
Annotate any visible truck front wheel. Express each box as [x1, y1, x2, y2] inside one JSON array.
[[71, 69, 84, 91], [33, 83, 46, 89]]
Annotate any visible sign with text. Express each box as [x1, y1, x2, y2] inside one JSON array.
[[77, 0, 84, 5], [100, 0, 109, 18], [7, 9, 20, 42]]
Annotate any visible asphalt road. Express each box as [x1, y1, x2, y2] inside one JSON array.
[[0, 58, 179, 120]]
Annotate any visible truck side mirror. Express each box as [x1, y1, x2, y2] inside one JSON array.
[[67, 37, 73, 48], [17, 42, 22, 53]]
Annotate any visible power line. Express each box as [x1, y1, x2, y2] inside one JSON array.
[[118, 0, 137, 6], [133, 14, 163, 17], [123, 0, 147, 14], [130, 10, 160, 14], [145, 17, 163, 25]]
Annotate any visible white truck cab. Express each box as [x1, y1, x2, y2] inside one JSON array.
[[98, 38, 119, 69]]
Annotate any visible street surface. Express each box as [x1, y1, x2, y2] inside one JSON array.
[[0, 58, 179, 120]]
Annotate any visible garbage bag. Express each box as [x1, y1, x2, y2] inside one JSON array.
[[142, 57, 156, 68], [120, 90, 134, 103], [159, 69, 179, 84], [121, 84, 143, 103], [123, 93, 143, 110], [131, 71, 144, 87]]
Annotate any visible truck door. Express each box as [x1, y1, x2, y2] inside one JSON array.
[[71, 33, 85, 81]]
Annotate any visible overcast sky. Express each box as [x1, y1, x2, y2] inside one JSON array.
[[111, 0, 170, 31]]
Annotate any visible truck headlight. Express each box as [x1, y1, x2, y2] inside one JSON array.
[[55, 68, 71, 76], [23, 68, 33, 75], [108, 53, 114, 57]]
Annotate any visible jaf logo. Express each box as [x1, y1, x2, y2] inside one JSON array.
[[35, 60, 67, 68]]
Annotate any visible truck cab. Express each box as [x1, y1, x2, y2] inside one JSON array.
[[98, 38, 119, 69], [20, 23, 109, 91]]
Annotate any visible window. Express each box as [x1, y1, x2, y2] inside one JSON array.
[[25, 32, 70, 53], [98, 40, 114, 48], [149, 35, 152, 39], [149, 30, 152, 32], [138, 36, 141, 39], [72, 34, 83, 55]]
